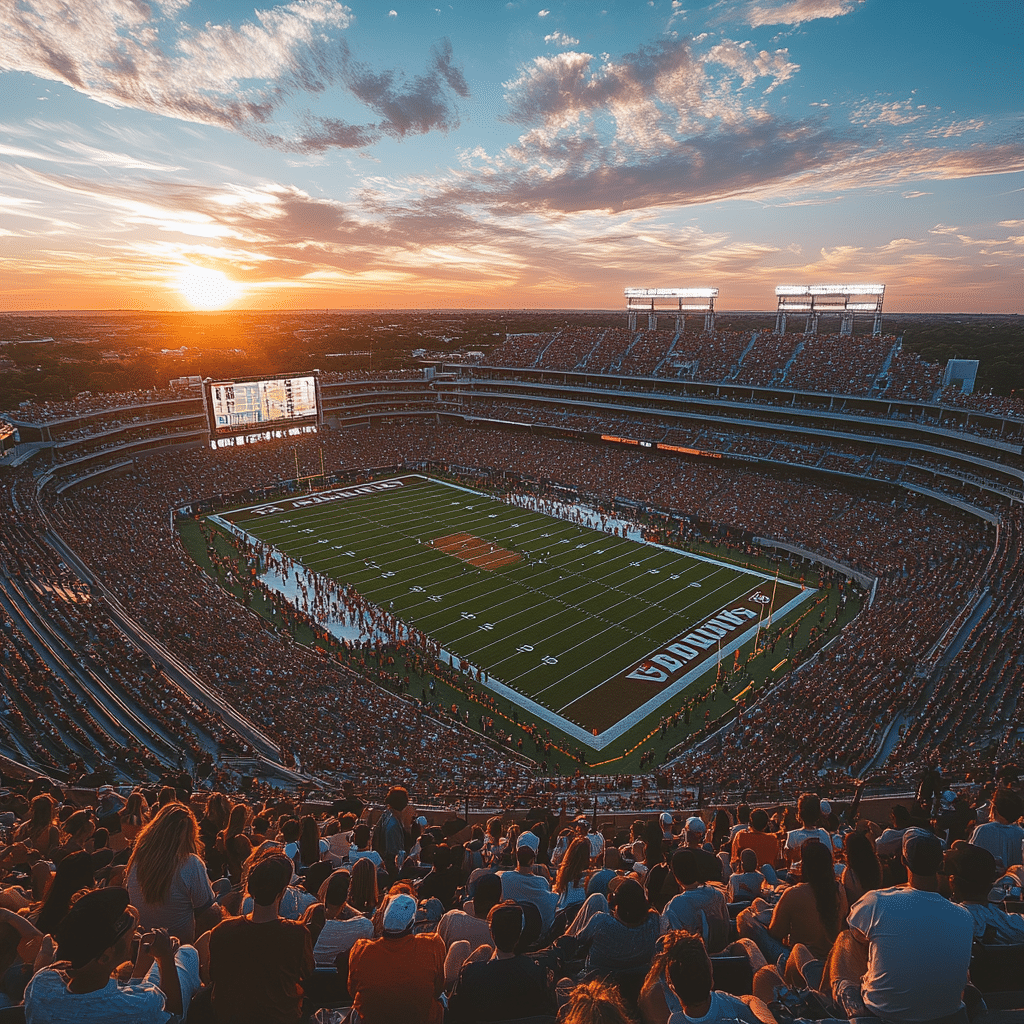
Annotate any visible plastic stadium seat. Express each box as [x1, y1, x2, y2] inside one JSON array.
[[968, 940, 1024, 993], [711, 954, 754, 995]]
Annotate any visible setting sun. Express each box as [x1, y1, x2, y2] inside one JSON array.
[[178, 267, 240, 310]]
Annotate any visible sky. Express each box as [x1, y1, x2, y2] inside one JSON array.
[[0, 0, 1021, 313]]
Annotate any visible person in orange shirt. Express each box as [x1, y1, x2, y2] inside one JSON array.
[[347, 893, 445, 1024], [730, 809, 782, 873]]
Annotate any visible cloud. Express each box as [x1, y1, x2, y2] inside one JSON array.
[[902, 191, 932, 199], [925, 118, 985, 139], [0, 1, 467, 152], [388, 9, 397, 16], [851, 99, 927, 128], [502, 37, 795, 137], [538, 9, 550, 16], [545, 31, 580, 47], [724, 0, 863, 27], [705, 39, 798, 93]]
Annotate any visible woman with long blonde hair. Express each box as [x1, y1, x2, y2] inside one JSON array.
[[118, 792, 149, 848], [126, 802, 217, 943], [16, 794, 58, 857], [553, 837, 592, 918], [348, 857, 379, 918]]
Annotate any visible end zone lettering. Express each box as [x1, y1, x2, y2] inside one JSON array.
[[626, 606, 758, 683], [249, 479, 404, 516]]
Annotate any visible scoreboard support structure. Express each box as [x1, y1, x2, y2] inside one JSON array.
[[625, 288, 718, 333], [774, 284, 885, 337]]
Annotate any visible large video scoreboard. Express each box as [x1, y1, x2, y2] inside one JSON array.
[[204, 375, 320, 439]]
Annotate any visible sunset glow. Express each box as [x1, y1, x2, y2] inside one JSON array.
[[177, 268, 241, 310], [0, 1, 1020, 312]]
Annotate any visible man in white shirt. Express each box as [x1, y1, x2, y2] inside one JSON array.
[[661, 848, 729, 954], [784, 792, 832, 865], [969, 788, 1024, 873], [347, 823, 383, 869], [25, 887, 200, 1023], [828, 829, 974, 1022], [497, 834, 557, 935]]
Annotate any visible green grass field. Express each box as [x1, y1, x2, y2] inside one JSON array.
[[214, 475, 814, 749]]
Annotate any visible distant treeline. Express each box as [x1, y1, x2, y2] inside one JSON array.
[[894, 320, 1023, 397]]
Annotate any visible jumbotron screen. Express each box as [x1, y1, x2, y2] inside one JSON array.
[[207, 376, 318, 434]]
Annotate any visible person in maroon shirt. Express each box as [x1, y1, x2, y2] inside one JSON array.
[[207, 853, 314, 1023]]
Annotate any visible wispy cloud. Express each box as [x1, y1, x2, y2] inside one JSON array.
[[0, 0, 468, 151], [721, 0, 863, 28], [851, 99, 927, 127], [544, 31, 580, 47]]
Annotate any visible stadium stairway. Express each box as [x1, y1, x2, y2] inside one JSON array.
[[610, 331, 644, 373], [573, 329, 610, 371], [36, 527, 318, 788], [1, 575, 184, 767], [870, 336, 903, 397], [731, 332, 759, 379], [652, 331, 682, 376], [530, 330, 559, 368], [778, 337, 804, 386], [0, 575, 160, 772]]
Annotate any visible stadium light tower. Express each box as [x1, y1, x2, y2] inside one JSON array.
[[774, 284, 885, 337], [625, 287, 719, 333]]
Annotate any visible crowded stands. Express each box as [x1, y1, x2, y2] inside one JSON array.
[[0, 778, 1018, 1020], [0, 333, 1022, 1018]]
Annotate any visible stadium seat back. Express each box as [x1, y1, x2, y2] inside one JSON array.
[[969, 940, 1024, 993], [711, 954, 754, 995]]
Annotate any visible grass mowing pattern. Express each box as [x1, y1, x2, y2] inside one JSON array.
[[220, 476, 805, 740]]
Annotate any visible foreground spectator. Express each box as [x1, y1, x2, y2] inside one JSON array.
[[969, 788, 1024, 873], [498, 834, 558, 936], [563, 877, 660, 977], [126, 803, 218, 944], [660, 849, 729, 953], [446, 900, 555, 1022], [206, 852, 314, 1024], [437, 872, 501, 950], [639, 930, 764, 1023], [946, 841, 1024, 943], [826, 829, 973, 1021], [347, 892, 445, 1023], [312, 869, 374, 968], [560, 977, 635, 1024], [25, 887, 199, 1023], [738, 840, 847, 964]]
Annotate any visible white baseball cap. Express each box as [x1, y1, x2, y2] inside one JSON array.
[[516, 831, 540, 852]]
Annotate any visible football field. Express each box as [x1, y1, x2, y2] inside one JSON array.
[[213, 475, 813, 749]]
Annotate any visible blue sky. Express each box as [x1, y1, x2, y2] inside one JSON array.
[[0, 0, 1021, 311]]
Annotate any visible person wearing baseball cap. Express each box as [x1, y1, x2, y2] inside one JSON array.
[[24, 887, 198, 1022], [347, 891, 446, 1023], [659, 811, 679, 850], [497, 833, 558, 935], [829, 828, 974, 1021]]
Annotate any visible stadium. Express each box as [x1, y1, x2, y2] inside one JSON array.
[[1, 286, 1023, 1019]]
